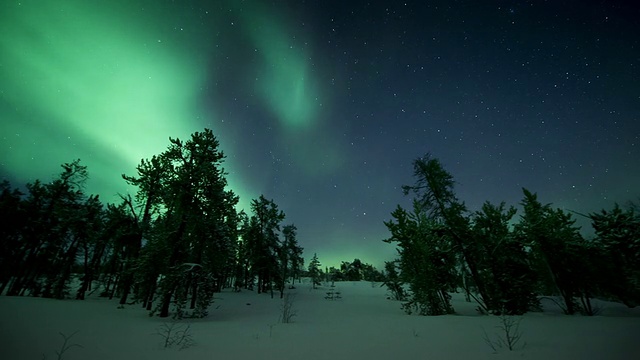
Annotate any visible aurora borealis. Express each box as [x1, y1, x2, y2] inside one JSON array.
[[1, 0, 638, 268]]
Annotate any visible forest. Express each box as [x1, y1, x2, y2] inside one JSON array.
[[0, 129, 638, 320], [0, 129, 309, 318], [382, 154, 640, 316]]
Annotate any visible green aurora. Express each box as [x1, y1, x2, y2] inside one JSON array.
[[0, 0, 330, 210]]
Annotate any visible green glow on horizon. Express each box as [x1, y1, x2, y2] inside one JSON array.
[[0, 1, 252, 206], [307, 228, 396, 270]]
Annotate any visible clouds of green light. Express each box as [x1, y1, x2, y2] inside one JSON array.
[[237, 1, 321, 130], [0, 0, 336, 210], [0, 1, 252, 203]]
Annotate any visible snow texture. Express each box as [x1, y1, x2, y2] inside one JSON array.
[[1, 280, 638, 359]]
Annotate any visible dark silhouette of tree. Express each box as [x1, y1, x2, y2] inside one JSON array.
[[243, 195, 285, 297], [589, 204, 640, 307], [120, 129, 233, 318], [515, 188, 586, 315], [308, 253, 322, 289], [400, 154, 493, 313], [278, 224, 303, 297], [75, 201, 135, 300], [384, 201, 456, 315], [471, 201, 539, 314], [45, 194, 103, 300], [119, 155, 167, 306], [0, 181, 26, 295], [381, 260, 406, 300], [6, 160, 88, 297]]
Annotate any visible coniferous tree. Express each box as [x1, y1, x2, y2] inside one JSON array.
[[119, 155, 166, 305], [341, 259, 364, 281], [515, 189, 586, 315], [122, 129, 232, 318], [76, 201, 134, 300], [589, 204, 640, 307], [381, 260, 406, 300], [288, 243, 304, 287], [361, 263, 384, 282], [471, 202, 539, 314], [244, 195, 286, 297], [278, 224, 302, 297], [384, 201, 456, 315], [308, 253, 322, 289], [400, 154, 493, 313], [0, 181, 26, 295], [7, 160, 88, 297]]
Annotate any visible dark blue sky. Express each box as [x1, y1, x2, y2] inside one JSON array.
[[205, 0, 639, 266]]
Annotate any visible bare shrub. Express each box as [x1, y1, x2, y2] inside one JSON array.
[[154, 321, 194, 350], [42, 331, 83, 360], [482, 314, 525, 353], [280, 293, 297, 323]]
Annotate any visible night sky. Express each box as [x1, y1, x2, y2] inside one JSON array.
[[1, 0, 638, 268]]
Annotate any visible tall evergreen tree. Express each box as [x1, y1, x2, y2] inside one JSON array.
[[384, 201, 456, 315], [244, 195, 286, 297], [123, 129, 233, 318], [589, 204, 640, 307], [400, 154, 494, 313], [515, 189, 586, 315], [0, 181, 26, 295], [278, 224, 302, 297], [308, 253, 322, 289], [381, 260, 406, 301], [471, 201, 538, 314], [119, 155, 167, 305], [7, 160, 88, 297], [76, 201, 135, 300]]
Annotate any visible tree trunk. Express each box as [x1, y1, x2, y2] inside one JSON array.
[[159, 287, 174, 318], [159, 214, 188, 318], [190, 280, 198, 309]]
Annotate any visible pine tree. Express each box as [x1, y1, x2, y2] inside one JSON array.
[[384, 201, 456, 315], [123, 129, 233, 318], [589, 204, 640, 307], [308, 253, 322, 289], [400, 154, 493, 313], [119, 155, 167, 305], [471, 202, 538, 314], [515, 189, 586, 315], [244, 195, 286, 297], [7, 160, 88, 298], [381, 260, 406, 300], [278, 224, 302, 297], [0, 181, 26, 295]]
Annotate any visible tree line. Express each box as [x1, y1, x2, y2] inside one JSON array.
[[0, 129, 304, 318], [383, 153, 640, 316]]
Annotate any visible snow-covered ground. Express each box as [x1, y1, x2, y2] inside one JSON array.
[[1, 280, 639, 359]]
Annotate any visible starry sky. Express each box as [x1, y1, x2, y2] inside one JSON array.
[[1, 0, 638, 268]]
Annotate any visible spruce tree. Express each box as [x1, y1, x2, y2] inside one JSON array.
[[515, 189, 586, 315], [589, 204, 640, 307], [123, 129, 233, 318], [308, 253, 322, 289], [400, 154, 493, 313], [471, 202, 538, 314], [243, 195, 286, 297], [384, 201, 456, 315]]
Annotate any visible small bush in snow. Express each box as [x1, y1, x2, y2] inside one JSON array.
[[482, 313, 525, 353], [280, 293, 297, 323], [154, 321, 194, 350], [324, 288, 342, 300], [43, 331, 82, 360]]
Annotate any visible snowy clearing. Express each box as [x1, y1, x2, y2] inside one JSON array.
[[1, 281, 639, 360]]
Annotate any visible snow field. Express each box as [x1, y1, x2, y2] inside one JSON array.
[[1, 280, 639, 360]]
